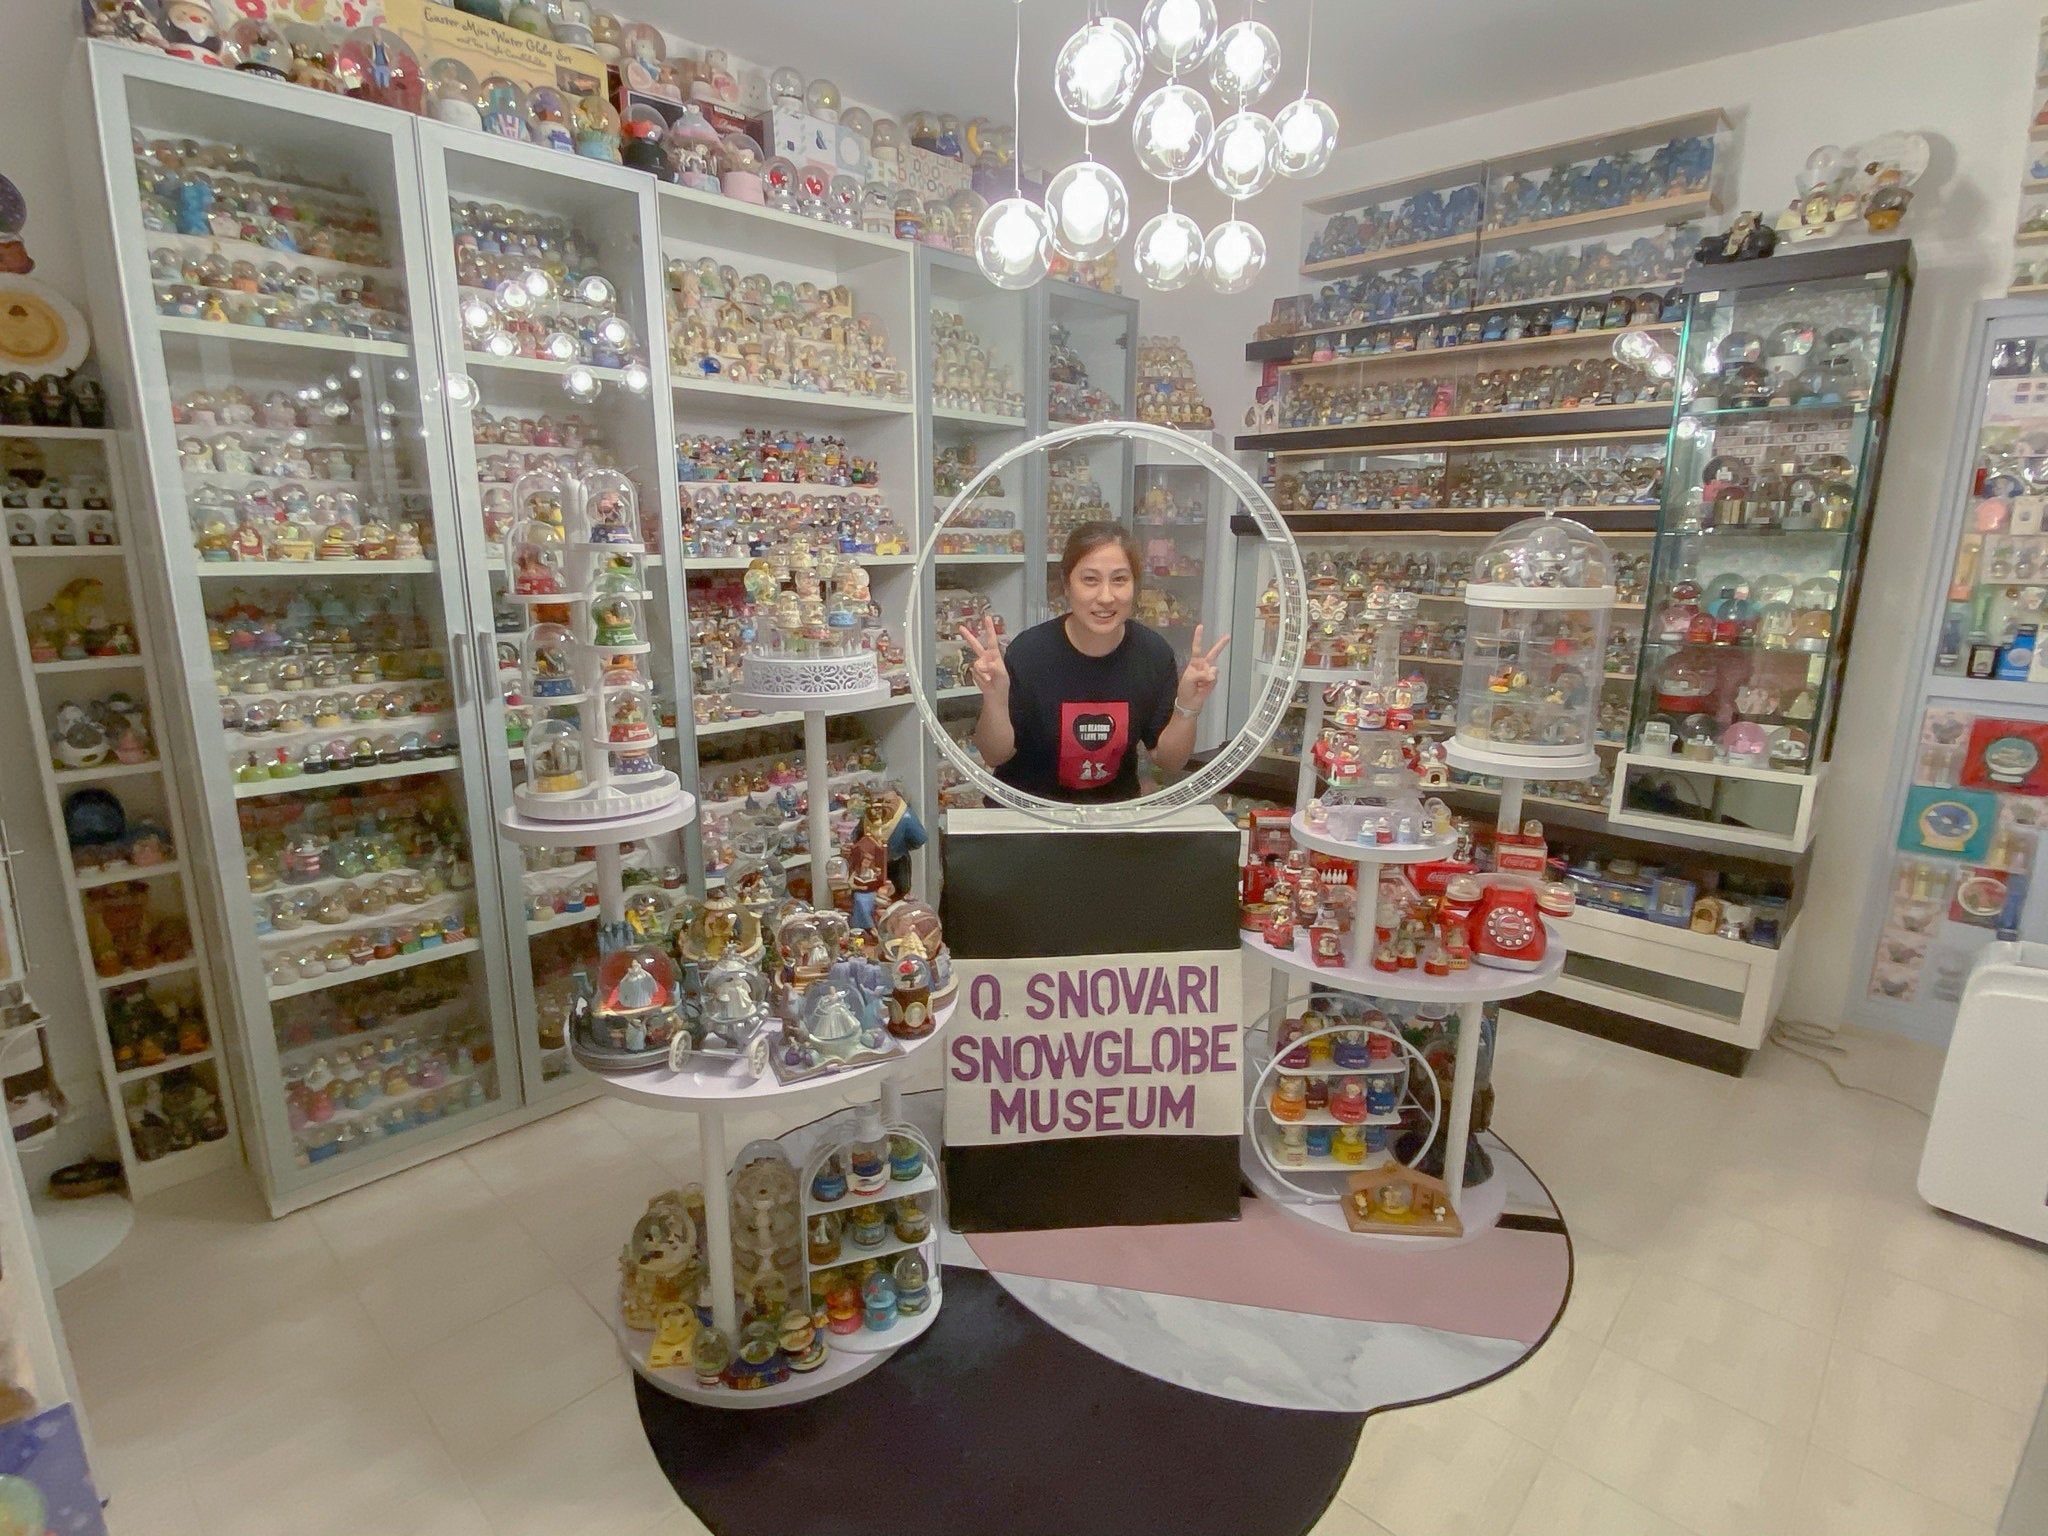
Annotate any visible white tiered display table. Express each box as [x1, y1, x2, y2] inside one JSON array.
[[591, 1000, 956, 1407], [730, 681, 897, 895], [1247, 666, 1573, 1239]]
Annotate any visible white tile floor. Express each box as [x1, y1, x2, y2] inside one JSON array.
[[52, 1014, 2048, 1536]]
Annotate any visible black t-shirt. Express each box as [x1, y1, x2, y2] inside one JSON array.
[[994, 618, 1180, 801]]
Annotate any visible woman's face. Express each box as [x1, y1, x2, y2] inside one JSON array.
[[1065, 542, 1135, 639]]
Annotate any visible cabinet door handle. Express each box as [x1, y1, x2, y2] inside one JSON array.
[[476, 631, 497, 702], [449, 627, 471, 709]]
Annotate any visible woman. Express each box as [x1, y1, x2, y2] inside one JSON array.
[[960, 521, 1228, 802]]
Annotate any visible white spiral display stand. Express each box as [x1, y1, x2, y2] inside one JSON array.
[[726, 680, 898, 898]]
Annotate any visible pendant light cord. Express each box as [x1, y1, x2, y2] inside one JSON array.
[[1011, 0, 1024, 196], [1301, 0, 1317, 98]]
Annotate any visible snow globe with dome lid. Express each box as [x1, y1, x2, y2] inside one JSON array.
[[1453, 516, 1615, 775]]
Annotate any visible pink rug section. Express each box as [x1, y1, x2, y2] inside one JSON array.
[[966, 1199, 1569, 1345]]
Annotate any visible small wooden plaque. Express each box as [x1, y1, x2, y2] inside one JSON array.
[[1341, 1166, 1464, 1239]]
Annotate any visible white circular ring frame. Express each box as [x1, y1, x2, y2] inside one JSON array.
[[906, 420, 1307, 827]]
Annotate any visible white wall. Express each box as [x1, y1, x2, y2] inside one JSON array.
[[1152, 0, 2045, 1039]]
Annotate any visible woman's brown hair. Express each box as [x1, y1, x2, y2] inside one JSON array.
[[1057, 520, 1143, 592]]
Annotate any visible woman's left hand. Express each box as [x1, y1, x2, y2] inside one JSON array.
[[1177, 625, 1231, 711]]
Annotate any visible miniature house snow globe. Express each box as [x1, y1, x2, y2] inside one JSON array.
[[524, 716, 587, 796], [1454, 516, 1615, 771]]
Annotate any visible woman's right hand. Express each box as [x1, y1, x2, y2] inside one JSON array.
[[959, 617, 1008, 700]]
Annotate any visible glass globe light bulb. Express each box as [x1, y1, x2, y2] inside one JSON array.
[[1273, 95, 1338, 179], [1134, 209, 1203, 290], [576, 274, 615, 308], [521, 267, 555, 301], [1046, 160, 1129, 261], [1132, 83, 1212, 182], [458, 296, 495, 336], [445, 374, 479, 408], [1206, 110, 1278, 199], [621, 361, 651, 394], [1140, 0, 1216, 74], [1210, 19, 1280, 102], [1204, 218, 1266, 293], [563, 365, 599, 400], [975, 196, 1052, 290], [485, 328, 518, 358], [1054, 16, 1143, 126]]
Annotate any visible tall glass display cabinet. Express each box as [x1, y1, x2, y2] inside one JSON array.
[[1032, 282, 1138, 621], [1856, 296, 2048, 1034], [1609, 241, 1914, 852], [415, 126, 687, 1097], [72, 45, 584, 1212], [916, 246, 1033, 816]]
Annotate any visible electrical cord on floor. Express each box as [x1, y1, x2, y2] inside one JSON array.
[[1766, 1016, 1932, 1115]]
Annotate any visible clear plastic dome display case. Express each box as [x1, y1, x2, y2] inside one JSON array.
[[1453, 516, 1616, 774], [1613, 242, 1913, 852]]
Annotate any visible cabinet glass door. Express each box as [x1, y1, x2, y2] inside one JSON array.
[[1934, 323, 2048, 681], [1633, 266, 1906, 773], [418, 128, 686, 1100], [85, 51, 523, 1206]]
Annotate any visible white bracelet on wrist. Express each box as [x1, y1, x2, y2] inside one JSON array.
[[1173, 701, 1200, 718]]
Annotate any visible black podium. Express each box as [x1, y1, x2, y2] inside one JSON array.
[[939, 807, 1245, 1230]]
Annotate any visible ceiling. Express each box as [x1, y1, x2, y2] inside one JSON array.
[[638, 0, 1972, 164]]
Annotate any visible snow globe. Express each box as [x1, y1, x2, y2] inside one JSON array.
[[718, 132, 767, 204], [506, 519, 566, 598], [1454, 516, 1615, 771], [523, 716, 586, 796], [522, 622, 583, 700]]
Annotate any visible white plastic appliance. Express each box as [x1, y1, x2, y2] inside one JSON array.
[[1920, 940, 2048, 1243]]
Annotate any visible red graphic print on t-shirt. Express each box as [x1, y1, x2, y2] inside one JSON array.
[[1059, 700, 1129, 792]]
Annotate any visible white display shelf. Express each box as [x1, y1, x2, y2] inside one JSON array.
[[935, 552, 1027, 565], [526, 906, 599, 936], [615, 1303, 890, 1409], [8, 545, 126, 558], [1270, 1057, 1408, 1078], [0, 424, 115, 442], [933, 405, 1028, 429], [232, 755, 459, 799], [255, 894, 467, 948], [31, 656, 145, 675], [114, 1048, 216, 1085], [463, 353, 638, 384], [1245, 925, 1565, 1004], [145, 229, 400, 283], [725, 681, 901, 718], [71, 858, 183, 891], [498, 795, 698, 851], [678, 554, 914, 572], [266, 936, 481, 1000], [807, 1295, 940, 1355], [51, 760, 162, 784], [1445, 739, 1599, 781], [156, 316, 410, 358], [222, 711, 455, 756], [670, 374, 914, 420], [656, 180, 912, 262], [1287, 814, 1459, 865], [183, 469, 397, 497], [194, 557, 438, 577], [677, 481, 880, 498], [1253, 1103, 1403, 1128], [703, 851, 808, 890], [935, 685, 980, 702], [806, 1226, 935, 1272], [94, 957, 198, 990], [593, 1000, 954, 1111], [802, 1165, 938, 1219], [1253, 655, 1365, 685]]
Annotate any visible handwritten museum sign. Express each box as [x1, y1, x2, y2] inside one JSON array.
[[943, 949, 1243, 1147]]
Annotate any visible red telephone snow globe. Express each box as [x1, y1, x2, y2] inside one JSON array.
[[1471, 881, 1546, 971]]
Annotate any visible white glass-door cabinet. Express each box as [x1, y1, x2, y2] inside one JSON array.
[[416, 125, 690, 1099], [73, 45, 538, 1213]]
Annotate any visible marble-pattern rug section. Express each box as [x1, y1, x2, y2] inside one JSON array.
[[991, 1274, 1532, 1413]]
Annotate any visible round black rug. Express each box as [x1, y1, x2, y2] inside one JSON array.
[[637, 1266, 1366, 1536]]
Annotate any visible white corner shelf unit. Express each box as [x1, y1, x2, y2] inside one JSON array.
[[0, 423, 239, 1200]]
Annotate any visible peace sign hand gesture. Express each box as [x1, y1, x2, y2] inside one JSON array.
[[958, 617, 1009, 701], [1177, 625, 1231, 712]]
